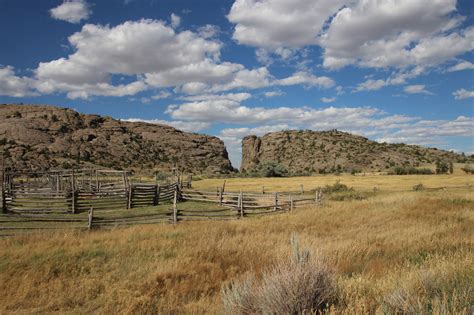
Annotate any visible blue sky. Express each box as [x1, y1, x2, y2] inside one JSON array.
[[0, 0, 473, 167]]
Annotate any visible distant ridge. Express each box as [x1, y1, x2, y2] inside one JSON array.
[[0, 104, 234, 174], [241, 129, 472, 174]]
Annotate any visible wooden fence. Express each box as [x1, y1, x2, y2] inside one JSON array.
[[176, 189, 323, 221], [1, 168, 197, 214]]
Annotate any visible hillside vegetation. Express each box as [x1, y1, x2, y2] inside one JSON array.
[[242, 130, 472, 175], [0, 175, 472, 313], [0, 104, 233, 174]]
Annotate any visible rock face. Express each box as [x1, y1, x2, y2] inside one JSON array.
[[0, 104, 234, 174], [241, 130, 472, 174]]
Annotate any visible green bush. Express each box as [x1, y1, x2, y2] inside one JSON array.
[[254, 161, 288, 177], [323, 181, 351, 193], [391, 166, 434, 175], [435, 161, 449, 174]]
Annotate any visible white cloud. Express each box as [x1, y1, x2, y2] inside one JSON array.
[[264, 90, 284, 98], [0, 66, 36, 97], [275, 71, 335, 89], [376, 116, 474, 144], [453, 88, 474, 100], [404, 85, 433, 95], [228, 0, 346, 49], [151, 91, 172, 100], [356, 79, 387, 92], [170, 13, 181, 28], [321, 97, 336, 103], [179, 93, 252, 102], [355, 66, 425, 92], [321, 0, 471, 69], [447, 60, 474, 72], [50, 0, 91, 24], [35, 19, 222, 98], [197, 24, 220, 39], [228, 0, 473, 72], [124, 118, 210, 132]]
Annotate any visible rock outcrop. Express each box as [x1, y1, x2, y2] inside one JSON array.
[[241, 129, 471, 174], [0, 104, 234, 174]]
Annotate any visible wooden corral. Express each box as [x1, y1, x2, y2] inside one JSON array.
[[1, 169, 180, 214]]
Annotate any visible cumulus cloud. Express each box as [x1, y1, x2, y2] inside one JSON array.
[[228, 0, 473, 75], [0, 66, 36, 97], [355, 67, 425, 92], [404, 85, 433, 95], [264, 90, 284, 98], [376, 116, 474, 144], [197, 24, 220, 39], [35, 19, 223, 98], [321, 97, 336, 103], [275, 71, 335, 88], [453, 88, 474, 100], [228, 0, 346, 49], [321, 0, 472, 69], [170, 13, 181, 28], [447, 60, 474, 72], [50, 0, 91, 24]]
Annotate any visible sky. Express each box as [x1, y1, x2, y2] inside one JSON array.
[[0, 0, 473, 168]]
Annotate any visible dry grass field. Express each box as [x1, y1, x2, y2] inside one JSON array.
[[0, 173, 473, 313]]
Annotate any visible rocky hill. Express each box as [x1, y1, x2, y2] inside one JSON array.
[[241, 130, 472, 174], [0, 104, 234, 174]]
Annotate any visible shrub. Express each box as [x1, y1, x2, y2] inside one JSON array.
[[391, 166, 434, 175], [254, 161, 288, 177], [461, 165, 474, 174], [155, 171, 170, 181], [435, 161, 449, 174], [323, 181, 351, 193], [413, 183, 424, 191], [221, 235, 337, 314]]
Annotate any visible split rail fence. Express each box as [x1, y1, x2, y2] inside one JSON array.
[[1, 169, 182, 214], [0, 168, 323, 236]]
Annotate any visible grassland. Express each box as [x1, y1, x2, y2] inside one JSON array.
[[194, 172, 473, 193], [0, 174, 473, 313]]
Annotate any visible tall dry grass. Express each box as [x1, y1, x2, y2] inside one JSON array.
[[0, 184, 473, 313], [193, 173, 473, 193]]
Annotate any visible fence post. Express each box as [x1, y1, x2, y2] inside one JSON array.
[[289, 195, 294, 211], [218, 187, 223, 206], [156, 184, 161, 205], [1, 161, 5, 214], [239, 190, 244, 218], [317, 188, 323, 205], [274, 192, 279, 211], [127, 184, 133, 209], [71, 168, 77, 214], [88, 207, 94, 230], [173, 189, 178, 224], [262, 186, 265, 195], [188, 175, 192, 188], [1, 184, 6, 214], [300, 184, 304, 195]]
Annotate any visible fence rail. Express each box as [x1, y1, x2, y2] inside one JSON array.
[[0, 179, 324, 236]]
